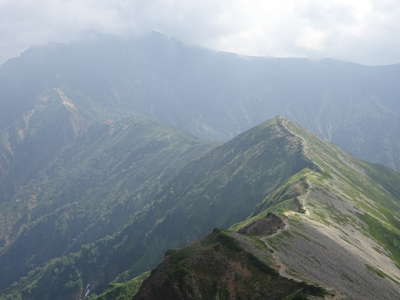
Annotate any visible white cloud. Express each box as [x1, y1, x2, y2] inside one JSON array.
[[0, 0, 399, 64], [296, 28, 327, 51]]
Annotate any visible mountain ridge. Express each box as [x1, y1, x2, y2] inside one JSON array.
[[134, 117, 400, 299], [2, 117, 400, 299], [1, 33, 399, 170], [0, 113, 213, 292]]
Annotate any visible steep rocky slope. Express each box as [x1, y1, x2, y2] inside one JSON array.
[[0, 88, 89, 204], [3, 117, 400, 300], [136, 118, 400, 299]]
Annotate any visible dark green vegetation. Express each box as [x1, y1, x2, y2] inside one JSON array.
[[2, 116, 400, 299], [134, 229, 327, 300], [0, 117, 313, 299], [0, 111, 212, 295], [0, 92, 83, 203], [1, 33, 400, 299], [134, 118, 400, 300]]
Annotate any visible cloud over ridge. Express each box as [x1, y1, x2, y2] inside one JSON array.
[[1, 0, 399, 65]]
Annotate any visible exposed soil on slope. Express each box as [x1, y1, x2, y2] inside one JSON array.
[[238, 213, 285, 236]]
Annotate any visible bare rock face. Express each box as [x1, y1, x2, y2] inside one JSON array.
[[238, 213, 285, 236]]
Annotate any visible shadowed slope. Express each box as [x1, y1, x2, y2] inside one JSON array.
[[0, 114, 211, 292], [3, 117, 400, 300]]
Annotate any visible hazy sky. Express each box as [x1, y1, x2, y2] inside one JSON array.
[[1, 0, 399, 65]]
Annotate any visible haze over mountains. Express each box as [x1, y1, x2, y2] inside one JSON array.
[[1, 33, 400, 300], [1, 33, 400, 170]]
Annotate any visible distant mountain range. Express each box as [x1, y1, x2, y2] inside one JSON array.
[[1, 33, 400, 300], [1, 32, 399, 171]]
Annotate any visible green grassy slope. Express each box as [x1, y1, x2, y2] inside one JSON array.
[[121, 118, 400, 300], [3, 117, 400, 300], [91, 272, 150, 300], [231, 118, 400, 299], [0, 117, 315, 299], [0, 114, 211, 293]]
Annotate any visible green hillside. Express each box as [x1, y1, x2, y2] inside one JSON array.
[[0, 112, 211, 293], [3, 117, 400, 299], [133, 118, 400, 299]]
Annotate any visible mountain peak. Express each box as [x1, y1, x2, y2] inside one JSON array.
[[132, 117, 400, 299], [3, 116, 400, 299]]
